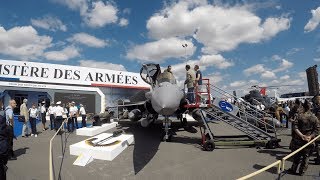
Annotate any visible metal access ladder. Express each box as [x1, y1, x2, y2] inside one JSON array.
[[204, 106, 275, 141], [188, 81, 280, 150]]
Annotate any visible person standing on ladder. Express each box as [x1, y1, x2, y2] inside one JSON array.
[[194, 65, 203, 103], [184, 65, 195, 104]]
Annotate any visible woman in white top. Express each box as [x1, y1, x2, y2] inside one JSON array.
[[79, 104, 87, 128], [29, 103, 39, 137]]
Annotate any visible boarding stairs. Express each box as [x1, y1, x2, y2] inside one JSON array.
[[189, 80, 279, 147]]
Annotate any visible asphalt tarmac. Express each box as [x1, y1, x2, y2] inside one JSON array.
[[6, 119, 320, 180]]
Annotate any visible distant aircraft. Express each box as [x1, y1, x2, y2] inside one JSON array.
[[120, 64, 188, 141]]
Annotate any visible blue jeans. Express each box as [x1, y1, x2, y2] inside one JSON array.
[[21, 121, 29, 137], [187, 87, 195, 103]]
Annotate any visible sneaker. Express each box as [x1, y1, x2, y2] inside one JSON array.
[[31, 134, 34, 137], [35, 134, 38, 137]]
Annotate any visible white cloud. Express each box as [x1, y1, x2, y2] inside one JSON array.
[[286, 47, 304, 56], [314, 57, 320, 62], [261, 71, 276, 79], [31, 15, 67, 32], [126, 37, 196, 62], [119, 18, 129, 27], [280, 75, 290, 80], [44, 46, 80, 61], [52, 0, 88, 14], [79, 60, 127, 71], [271, 54, 281, 60], [208, 72, 224, 85], [84, 1, 118, 28], [53, 0, 119, 28], [230, 80, 247, 88], [304, 7, 320, 33], [298, 72, 306, 79], [0, 26, 52, 59], [68, 33, 108, 48], [273, 59, 293, 73], [169, 54, 233, 83], [146, 1, 290, 54], [261, 17, 291, 38], [199, 54, 234, 69], [243, 64, 266, 76], [244, 59, 293, 79]]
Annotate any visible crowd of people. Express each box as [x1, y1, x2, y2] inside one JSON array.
[[255, 98, 320, 176], [281, 98, 320, 176], [0, 99, 88, 179]]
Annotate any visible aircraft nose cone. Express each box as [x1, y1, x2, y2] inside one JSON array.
[[151, 82, 183, 116]]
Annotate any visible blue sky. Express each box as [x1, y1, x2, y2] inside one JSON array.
[[0, 0, 319, 95]]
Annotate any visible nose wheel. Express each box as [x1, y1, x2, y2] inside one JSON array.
[[161, 116, 173, 142]]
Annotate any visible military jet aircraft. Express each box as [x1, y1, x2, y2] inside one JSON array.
[[120, 64, 188, 141]]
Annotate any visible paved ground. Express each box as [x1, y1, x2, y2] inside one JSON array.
[[6, 119, 320, 180]]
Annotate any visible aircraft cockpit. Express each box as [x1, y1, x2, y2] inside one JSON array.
[[156, 71, 177, 85], [140, 63, 177, 86]]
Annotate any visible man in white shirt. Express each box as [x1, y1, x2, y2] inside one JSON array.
[[54, 101, 65, 133], [69, 101, 78, 131], [40, 101, 47, 131], [48, 102, 56, 130], [79, 104, 87, 128]]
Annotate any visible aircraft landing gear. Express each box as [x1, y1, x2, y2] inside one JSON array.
[[161, 116, 173, 142], [203, 140, 215, 151]]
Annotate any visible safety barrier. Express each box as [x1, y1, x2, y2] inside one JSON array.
[[281, 134, 320, 171], [237, 160, 281, 180], [49, 120, 68, 180], [237, 134, 320, 180]]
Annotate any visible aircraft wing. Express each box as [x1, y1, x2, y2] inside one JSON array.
[[116, 101, 145, 107]]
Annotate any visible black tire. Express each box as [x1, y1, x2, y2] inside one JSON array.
[[161, 132, 173, 142], [203, 140, 215, 151], [166, 135, 173, 142], [266, 141, 277, 149], [182, 118, 188, 127]]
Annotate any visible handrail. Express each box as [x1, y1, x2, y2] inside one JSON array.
[[236, 160, 281, 180], [281, 134, 320, 171], [49, 119, 67, 180], [210, 85, 277, 134], [211, 85, 273, 118], [210, 85, 277, 136]]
